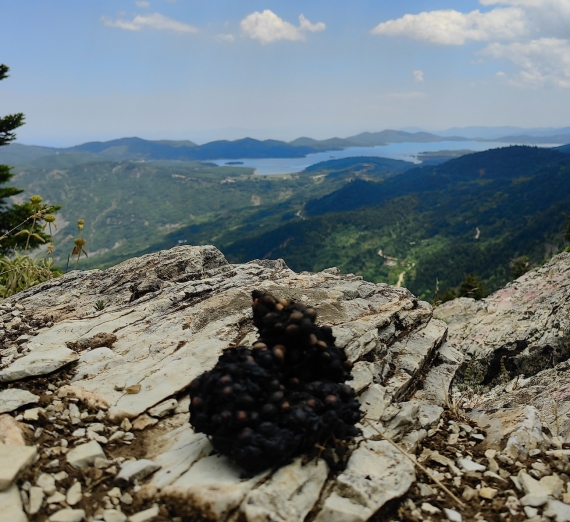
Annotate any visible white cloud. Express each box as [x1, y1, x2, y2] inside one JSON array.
[[480, 0, 570, 38], [371, 8, 527, 45], [102, 12, 198, 33], [136, 1, 150, 7], [298, 14, 326, 33], [240, 10, 325, 44], [372, 0, 570, 88], [217, 33, 235, 42], [413, 70, 424, 83], [483, 38, 570, 87]]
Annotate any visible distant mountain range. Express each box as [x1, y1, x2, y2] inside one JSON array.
[[438, 126, 570, 140], [2, 128, 570, 165]]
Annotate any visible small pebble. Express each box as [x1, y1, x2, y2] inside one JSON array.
[[478, 487, 498, 500], [421, 502, 441, 514]]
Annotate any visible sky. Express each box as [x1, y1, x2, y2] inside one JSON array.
[[2, 0, 570, 146]]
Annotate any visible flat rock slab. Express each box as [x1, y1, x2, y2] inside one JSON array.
[[161, 454, 268, 521], [0, 347, 78, 383], [241, 457, 328, 522], [0, 245, 453, 522], [314, 440, 415, 522], [2, 246, 438, 423], [0, 443, 37, 490], [0, 388, 40, 413], [150, 425, 211, 490]]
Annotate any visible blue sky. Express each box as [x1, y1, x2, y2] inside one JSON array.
[[2, 0, 570, 146]]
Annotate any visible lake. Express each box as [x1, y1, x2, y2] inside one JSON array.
[[211, 141, 562, 175]]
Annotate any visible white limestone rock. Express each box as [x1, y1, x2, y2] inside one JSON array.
[[349, 362, 375, 394], [48, 508, 86, 522], [0, 443, 37, 490], [103, 509, 127, 522], [161, 454, 267, 521], [66, 441, 106, 469], [0, 347, 78, 383], [545, 500, 570, 522], [0, 388, 40, 414], [241, 457, 328, 522], [28, 485, 44, 515], [457, 459, 486, 472], [314, 440, 415, 522], [128, 504, 159, 522], [150, 426, 211, 489], [468, 406, 546, 461], [37, 473, 57, 495], [115, 459, 161, 486], [148, 398, 177, 419], [72, 347, 122, 382], [66, 481, 82, 506], [0, 414, 27, 446], [0, 483, 27, 522]]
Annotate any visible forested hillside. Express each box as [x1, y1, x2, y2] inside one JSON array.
[[221, 146, 570, 298], [10, 145, 570, 300]]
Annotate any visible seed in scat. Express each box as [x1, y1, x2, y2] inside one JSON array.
[[286, 324, 300, 337], [220, 375, 232, 385], [289, 311, 304, 323], [300, 318, 313, 333], [305, 308, 317, 319], [252, 342, 268, 350], [236, 411, 248, 423], [325, 395, 338, 407], [262, 404, 277, 418], [270, 391, 284, 403], [239, 427, 254, 443]]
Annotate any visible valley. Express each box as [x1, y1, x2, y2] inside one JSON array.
[[6, 139, 570, 301]]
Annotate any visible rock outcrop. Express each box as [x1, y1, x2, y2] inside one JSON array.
[[437, 252, 570, 444], [0, 245, 569, 521]]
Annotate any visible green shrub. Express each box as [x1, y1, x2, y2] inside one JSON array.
[[0, 253, 61, 298]]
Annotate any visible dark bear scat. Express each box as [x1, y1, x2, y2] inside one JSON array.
[[189, 290, 362, 474]]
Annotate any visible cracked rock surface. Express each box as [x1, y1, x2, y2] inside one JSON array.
[[1, 245, 569, 521], [437, 252, 570, 440]]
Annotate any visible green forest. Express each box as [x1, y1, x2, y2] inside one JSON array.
[[9, 144, 570, 301]]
